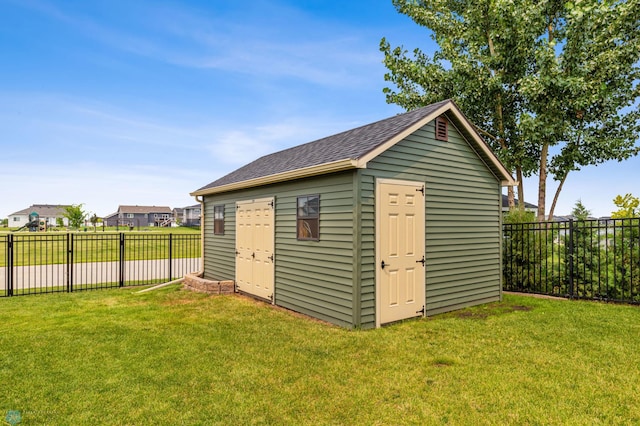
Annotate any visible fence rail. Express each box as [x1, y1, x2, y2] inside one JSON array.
[[1, 233, 201, 297], [503, 218, 640, 304]]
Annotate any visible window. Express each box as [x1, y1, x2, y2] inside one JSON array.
[[297, 195, 319, 241], [126, 213, 134, 218], [213, 205, 224, 235], [435, 116, 448, 141]]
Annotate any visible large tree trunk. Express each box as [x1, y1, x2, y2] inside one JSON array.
[[516, 166, 525, 210], [507, 186, 516, 209], [537, 143, 549, 221], [547, 172, 568, 221]]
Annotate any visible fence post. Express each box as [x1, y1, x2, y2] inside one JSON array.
[[67, 233, 74, 293], [119, 233, 125, 287], [7, 234, 13, 296], [568, 219, 575, 298], [168, 233, 173, 282]]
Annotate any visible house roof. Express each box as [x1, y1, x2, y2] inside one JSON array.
[[117, 205, 172, 214], [501, 195, 537, 210], [192, 100, 515, 197], [9, 204, 70, 217]]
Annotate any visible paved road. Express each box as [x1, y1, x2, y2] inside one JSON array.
[[0, 257, 201, 292]]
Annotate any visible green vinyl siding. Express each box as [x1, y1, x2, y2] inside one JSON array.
[[201, 115, 503, 328], [362, 117, 502, 325], [202, 201, 235, 281], [203, 172, 356, 328]]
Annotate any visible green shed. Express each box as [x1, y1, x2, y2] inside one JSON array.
[[191, 100, 515, 328]]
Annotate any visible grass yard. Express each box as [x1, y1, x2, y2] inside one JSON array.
[[1, 289, 639, 425], [0, 228, 200, 267]]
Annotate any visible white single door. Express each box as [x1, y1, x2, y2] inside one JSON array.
[[376, 179, 426, 325], [236, 198, 275, 302]]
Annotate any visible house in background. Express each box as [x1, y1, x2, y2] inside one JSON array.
[[172, 207, 184, 225], [181, 204, 201, 226], [102, 212, 119, 227], [501, 195, 537, 214], [191, 99, 515, 329], [107, 205, 173, 227], [8, 204, 70, 228]]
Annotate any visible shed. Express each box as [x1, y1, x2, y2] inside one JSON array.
[[191, 100, 515, 328]]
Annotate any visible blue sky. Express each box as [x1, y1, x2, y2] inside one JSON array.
[[1, 0, 637, 219]]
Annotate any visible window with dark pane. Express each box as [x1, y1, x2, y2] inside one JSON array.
[[297, 195, 319, 240], [213, 205, 224, 235]]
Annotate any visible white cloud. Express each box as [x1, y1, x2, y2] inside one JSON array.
[[0, 161, 208, 218], [14, 0, 381, 88]]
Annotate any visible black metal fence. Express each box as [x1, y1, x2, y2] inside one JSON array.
[[503, 218, 640, 304], [0, 233, 201, 297]]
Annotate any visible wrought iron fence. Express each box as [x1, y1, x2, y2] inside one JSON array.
[[503, 218, 640, 304], [0, 233, 201, 297]]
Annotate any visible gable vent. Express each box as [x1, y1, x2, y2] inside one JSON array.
[[435, 116, 448, 141]]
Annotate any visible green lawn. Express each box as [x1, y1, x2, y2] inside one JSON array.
[[1, 290, 639, 425], [0, 228, 200, 266]]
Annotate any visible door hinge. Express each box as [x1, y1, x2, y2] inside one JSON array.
[[416, 256, 425, 266], [235, 250, 239, 256], [268, 201, 274, 208], [268, 254, 274, 262], [416, 305, 425, 315], [416, 185, 424, 195]]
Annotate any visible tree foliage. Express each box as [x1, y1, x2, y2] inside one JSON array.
[[571, 199, 591, 221], [611, 193, 640, 218], [381, 0, 640, 220], [63, 204, 87, 229]]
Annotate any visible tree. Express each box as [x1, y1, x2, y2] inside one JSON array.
[[89, 213, 99, 232], [609, 194, 640, 300], [568, 199, 600, 298], [611, 193, 640, 218], [63, 204, 87, 229], [381, 0, 640, 221], [571, 199, 591, 221]]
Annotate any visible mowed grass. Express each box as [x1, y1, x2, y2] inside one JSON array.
[[1, 290, 639, 425], [0, 227, 200, 267]]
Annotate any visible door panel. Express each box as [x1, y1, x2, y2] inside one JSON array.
[[377, 180, 425, 325], [236, 198, 274, 301]]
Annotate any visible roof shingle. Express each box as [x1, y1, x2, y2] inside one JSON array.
[[196, 100, 450, 192]]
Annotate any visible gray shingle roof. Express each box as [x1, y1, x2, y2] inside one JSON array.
[[9, 204, 70, 217], [196, 100, 451, 192], [117, 205, 172, 214], [501, 195, 537, 209]]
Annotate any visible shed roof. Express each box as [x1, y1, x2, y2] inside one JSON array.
[[192, 100, 515, 196]]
